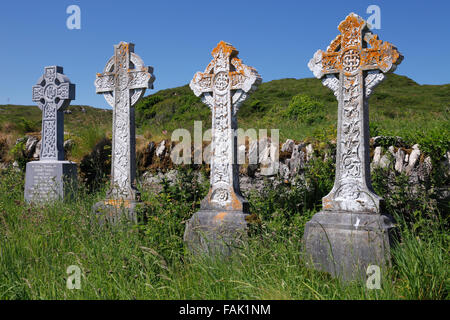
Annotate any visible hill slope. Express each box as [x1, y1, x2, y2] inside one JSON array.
[[135, 74, 450, 142], [0, 74, 448, 162]]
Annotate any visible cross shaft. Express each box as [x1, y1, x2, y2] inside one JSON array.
[[32, 66, 75, 161], [308, 13, 403, 213], [95, 42, 155, 200], [190, 41, 261, 212]]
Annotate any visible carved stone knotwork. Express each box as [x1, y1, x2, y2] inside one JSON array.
[[32, 66, 75, 161], [25, 66, 77, 204], [307, 13, 403, 213], [189, 41, 261, 212], [185, 41, 261, 254], [303, 13, 403, 280], [93, 42, 155, 223], [94, 42, 155, 202]]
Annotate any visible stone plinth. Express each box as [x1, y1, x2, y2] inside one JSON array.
[[25, 160, 77, 203], [303, 13, 403, 280], [93, 42, 154, 224], [303, 211, 395, 280], [184, 210, 249, 255], [92, 199, 145, 225], [183, 41, 261, 254], [25, 66, 76, 204]]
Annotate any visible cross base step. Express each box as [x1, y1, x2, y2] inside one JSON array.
[[303, 210, 396, 281], [92, 199, 146, 225], [24, 160, 77, 204], [184, 210, 251, 255]]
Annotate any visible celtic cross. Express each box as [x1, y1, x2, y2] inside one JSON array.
[[32, 66, 75, 161], [308, 13, 403, 213], [190, 41, 261, 212], [95, 42, 155, 200]]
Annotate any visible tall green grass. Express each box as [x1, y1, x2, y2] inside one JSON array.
[[0, 160, 447, 299]]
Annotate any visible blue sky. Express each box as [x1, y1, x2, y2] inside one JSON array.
[[0, 0, 448, 109]]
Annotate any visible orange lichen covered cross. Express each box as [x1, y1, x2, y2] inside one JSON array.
[[189, 41, 261, 212], [190, 41, 260, 98], [308, 13, 403, 214], [310, 13, 403, 78]]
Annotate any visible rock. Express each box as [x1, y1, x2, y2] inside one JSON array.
[[405, 147, 421, 174], [33, 140, 41, 159], [15, 137, 26, 145], [281, 139, 295, 153], [388, 146, 395, 155], [288, 144, 306, 175], [64, 139, 75, 151], [25, 136, 39, 158], [12, 161, 20, 171], [372, 146, 382, 168], [156, 140, 166, 158], [443, 151, 450, 178], [279, 162, 290, 180], [146, 141, 155, 155], [64, 109, 72, 114], [81, 107, 86, 113], [259, 139, 279, 176], [395, 148, 405, 173], [238, 144, 246, 165], [306, 144, 314, 161], [248, 140, 258, 165], [379, 155, 391, 169]]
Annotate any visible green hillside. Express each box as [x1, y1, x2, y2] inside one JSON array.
[[135, 74, 450, 144], [0, 74, 449, 162]]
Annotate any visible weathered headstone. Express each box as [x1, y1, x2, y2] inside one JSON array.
[[25, 66, 77, 203], [92, 42, 155, 223], [303, 13, 403, 280], [184, 41, 261, 254]]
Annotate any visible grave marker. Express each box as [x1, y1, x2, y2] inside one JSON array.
[[303, 13, 403, 280], [25, 66, 77, 203], [184, 41, 261, 253], [92, 42, 155, 223]]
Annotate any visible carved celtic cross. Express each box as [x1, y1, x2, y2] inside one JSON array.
[[95, 42, 155, 200], [308, 13, 403, 213], [190, 41, 261, 212], [32, 66, 75, 161]]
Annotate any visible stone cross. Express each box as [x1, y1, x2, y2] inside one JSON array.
[[95, 42, 155, 201], [32, 66, 75, 161], [190, 41, 261, 212], [308, 13, 403, 213], [303, 13, 403, 280]]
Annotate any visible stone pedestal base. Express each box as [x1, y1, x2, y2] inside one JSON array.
[[303, 210, 396, 281], [184, 210, 249, 255], [24, 160, 77, 203], [92, 199, 146, 225]]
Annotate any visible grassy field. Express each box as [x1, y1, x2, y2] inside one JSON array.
[[0, 74, 448, 300], [1, 74, 449, 163], [0, 159, 447, 300], [134, 74, 450, 143]]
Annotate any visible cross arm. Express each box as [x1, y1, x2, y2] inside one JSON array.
[[32, 85, 44, 102], [229, 57, 262, 92], [308, 50, 341, 79], [128, 67, 155, 90], [57, 82, 75, 100], [361, 33, 403, 73], [189, 71, 213, 97], [95, 72, 115, 94]]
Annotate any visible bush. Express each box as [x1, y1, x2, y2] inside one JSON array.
[[284, 94, 325, 124]]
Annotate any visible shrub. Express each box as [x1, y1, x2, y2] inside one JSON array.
[[284, 94, 325, 124]]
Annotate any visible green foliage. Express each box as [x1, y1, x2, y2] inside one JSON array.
[[9, 140, 27, 169], [284, 94, 325, 124], [0, 149, 448, 299], [15, 118, 40, 134]]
